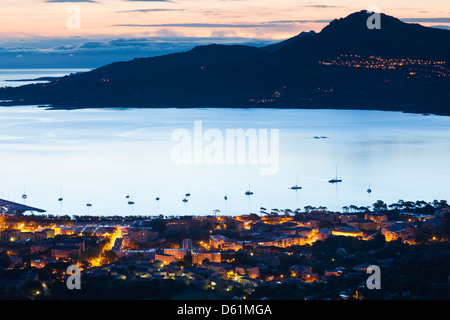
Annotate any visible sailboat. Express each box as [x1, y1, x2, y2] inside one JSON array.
[[22, 185, 27, 200], [290, 173, 302, 190], [126, 194, 135, 205], [58, 187, 63, 202], [245, 184, 253, 196], [328, 164, 342, 183]]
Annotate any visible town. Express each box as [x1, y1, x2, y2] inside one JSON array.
[[0, 198, 449, 300], [319, 54, 450, 80]]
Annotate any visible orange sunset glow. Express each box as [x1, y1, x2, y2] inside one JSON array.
[[0, 0, 448, 40]]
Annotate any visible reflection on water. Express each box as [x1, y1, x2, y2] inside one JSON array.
[[0, 104, 449, 216]]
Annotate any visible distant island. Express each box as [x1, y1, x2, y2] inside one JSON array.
[[0, 10, 449, 115]]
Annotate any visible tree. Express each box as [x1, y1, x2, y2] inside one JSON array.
[[438, 200, 449, 209], [358, 206, 370, 213], [404, 201, 416, 210], [151, 218, 167, 233], [21, 280, 44, 299], [248, 213, 260, 221], [397, 200, 406, 210], [369, 233, 386, 250], [102, 250, 119, 264], [231, 285, 245, 297], [304, 206, 313, 213], [388, 203, 400, 211], [372, 200, 387, 212]]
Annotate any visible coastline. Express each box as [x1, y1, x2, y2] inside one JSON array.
[[0, 102, 447, 117]]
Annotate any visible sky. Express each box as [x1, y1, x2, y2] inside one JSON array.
[[0, 0, 449, 67]]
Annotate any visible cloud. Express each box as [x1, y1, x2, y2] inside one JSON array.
[[430, 25, 450, 30], [114, 23, 268, 28], [78, 41, 110, 49], [117, 9, 185, 13], [301, 5, 346, 8], [113, 21, 329, 28], [45, 0, 99, 2], [401, 18, 450, 23], [267, 19, 332, 24], [0, 36, 277, 68], [123, 0, 174, 2]]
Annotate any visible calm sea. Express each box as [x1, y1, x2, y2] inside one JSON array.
[[0, 69, 449, 216]]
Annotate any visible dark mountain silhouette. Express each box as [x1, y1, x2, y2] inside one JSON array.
[[1, 10, 449, 115], [273, 11, 450, 62], [261, 30, 316, 53]]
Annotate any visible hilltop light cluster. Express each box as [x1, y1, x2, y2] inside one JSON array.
[[319, 54, 450, 79]]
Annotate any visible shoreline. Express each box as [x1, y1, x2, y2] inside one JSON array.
[[0, 103, 447, 117]]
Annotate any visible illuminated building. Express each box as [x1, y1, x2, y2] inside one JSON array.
[[0, 229, 21, 242], [31, 259, 55, 268], [347, 219, 378, 231], [209, 235, 243, 251], [51, 245, 82, 259], [54, 238, 85, 252], [381, 222, 416, 242], [260, 214, 293, 225], [339, 214, 358, 224], [182, 238, 193, 252], [235, 265, 260, 279], [332, 226, 364, 238], [192, 251, 221, 265], [30, 242, 52, 254], [60, 227, 75, 235], [299, 270, 320, 283], [250, 235, 306, 248], [115, 249, 156, 259], [122, 227, 158, 248], [163, 248, 188, 260], [155, 253, 179, 265], [364, 213, 388, 228], [317, 228, 331, 241]]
